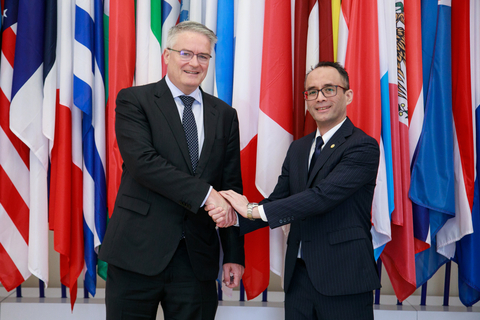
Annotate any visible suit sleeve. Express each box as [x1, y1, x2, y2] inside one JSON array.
[[115, 87, 211, 212], [264, 136, 379, 229]]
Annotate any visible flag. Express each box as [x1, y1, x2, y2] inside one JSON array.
[[42, 0, 57, 150], [135, 0, 162, 86], [412, 0, 438, 250], [453, 0, 480, 307], [161, 0, 180, 77], [180, 0, 190, 22], [410, 0, 454, 288], [371, 0, 394, 260], [98, 0, 111, 280], [0, 0, 31, 291], [49, 0, 84, 309], [301, 0, 334, 137], [214, 0, 233, 105], [405, 0, 429, 255], [292, 0, 317, 140], [257, 0, 293, 291], [231, 0, 269, 300], [74, 0, 107, 298], [188, 0, 217, 94], [436, 0, 474, 259], [9, 0, 49, 287], [377, 0, 420, 301], [106, 0, 135, 217]]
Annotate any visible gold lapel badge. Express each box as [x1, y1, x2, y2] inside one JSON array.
[[330, 144, 335, 148]]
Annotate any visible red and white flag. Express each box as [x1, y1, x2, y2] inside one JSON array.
[[0, 0, 31, 291]]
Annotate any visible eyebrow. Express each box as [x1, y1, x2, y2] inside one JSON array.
[[306, 83, 336, 90], [180, 48, 211, 55]]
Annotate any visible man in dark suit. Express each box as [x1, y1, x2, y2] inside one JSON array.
[[99, 21, 245, 320], [215, 61, 381, 320]]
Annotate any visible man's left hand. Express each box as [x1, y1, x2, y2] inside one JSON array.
[[222, 263, 244, 288]]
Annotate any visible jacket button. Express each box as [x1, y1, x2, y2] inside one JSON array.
[[279, 219, 283, 224]]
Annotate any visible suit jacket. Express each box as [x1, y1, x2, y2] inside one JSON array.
[[99, 78, 244, 281], [240, 118, 381, 296]]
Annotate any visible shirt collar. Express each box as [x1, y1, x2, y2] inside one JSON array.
[[165, 75, 202, 103], [315, 118, 347, 146]]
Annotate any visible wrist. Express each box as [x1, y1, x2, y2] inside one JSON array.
[[246, 203, 258, 221]]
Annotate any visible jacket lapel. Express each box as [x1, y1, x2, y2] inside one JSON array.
[[306, 118, 354, 186], [297, 131, 316, 190], [154, 79, 193, 173], [196, 92, 217, 177]]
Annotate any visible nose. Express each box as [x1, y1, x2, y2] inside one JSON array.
[[189, 55, 200, 67], [316, 91, 327, 102]]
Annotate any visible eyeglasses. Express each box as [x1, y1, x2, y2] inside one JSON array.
[[167, 48, 212, 64], [303, 85, 348, 100]]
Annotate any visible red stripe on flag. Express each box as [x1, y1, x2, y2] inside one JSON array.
[[318, 0, 334, 62], [107, 1, 136, 216], [452, 0, 474, 208], [240, 136, 270, 300], [49, 90, 84, 309], [49, 95, 72, 250], [0, 243, 25, 291], [60, 162, 84, 310], [293, 0, 316, 140], [0, 167, 29, 242], [1, 27, 16, 67], [0, 91, 29, 167]]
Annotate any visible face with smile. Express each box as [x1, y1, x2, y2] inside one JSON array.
[[305, 66, 353, 135], [164, 31, 212, 95]]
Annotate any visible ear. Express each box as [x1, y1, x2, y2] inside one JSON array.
[[345, 89, 354, 105], [163, 48, 170, 65]]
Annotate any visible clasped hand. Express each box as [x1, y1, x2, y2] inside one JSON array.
[[205, 189, 256, 227]]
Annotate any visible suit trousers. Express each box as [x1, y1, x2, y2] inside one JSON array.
[[105, 239, 218, 320], [285, 259, 374, 320]]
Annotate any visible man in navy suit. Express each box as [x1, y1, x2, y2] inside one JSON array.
[[100, 21, 245, 320], [214, 61, 381, 320]]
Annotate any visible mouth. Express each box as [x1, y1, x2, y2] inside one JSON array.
[[316, 105, 331, 111], [184, 70, 200, 75]]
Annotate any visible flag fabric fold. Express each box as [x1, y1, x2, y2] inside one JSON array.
[[10, 0, 49, 288], [453, 0, 480, 307], [231, 0, 268, 301], [410, 0, 454, 289]]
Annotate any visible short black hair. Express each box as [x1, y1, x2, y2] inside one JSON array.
[[304, 61, 350, 89]]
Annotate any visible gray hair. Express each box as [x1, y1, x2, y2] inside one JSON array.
[[166, 21, 217, 52]]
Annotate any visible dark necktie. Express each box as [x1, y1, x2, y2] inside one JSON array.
[[308, 136, 323, 176], [180, 95, 198, 173]]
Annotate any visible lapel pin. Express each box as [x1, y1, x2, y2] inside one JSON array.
[[330, 144, 335, 148]]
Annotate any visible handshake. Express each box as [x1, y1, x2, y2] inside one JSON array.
[[204, 189, 260, 228]]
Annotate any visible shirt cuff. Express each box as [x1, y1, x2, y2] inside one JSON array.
[[200, 186, 213, 207], [258, 205, 268, 222]]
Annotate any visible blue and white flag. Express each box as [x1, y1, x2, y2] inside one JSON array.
[[74, 0, 106, 296]]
